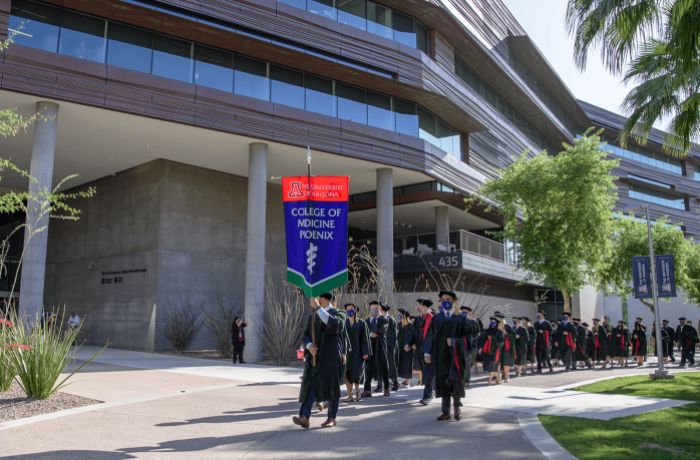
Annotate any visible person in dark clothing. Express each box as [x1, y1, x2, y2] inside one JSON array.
[[460, 306, 481, 386], [652, 322, 670, 365], [551, 322, 561, 366], [412, 299, 435, 405], [495, 312, 515, 383], [294, 292, 348, 429], [534, 311, 554, 373], [513, 317, 529, 377], [362, 301, 391, 397], [479, 316, 505, 385], [379, 303, 398, 393], [523, 316, 537, 375], [663, 319, 676, 362], [679, 319, 698, 367], [592, 318, 609, 368], [423, 291, 473, 421], [584, 323, 596, 366], [398, 309, 415, 387], [675, 317, 686, 355], [632, 320, 647, 366], [612, 321, 631, 367], [572, 318, 592, 370], [343, 303, 370, 402], [557, 313, 577, 372], [231, 317, 249, 364]]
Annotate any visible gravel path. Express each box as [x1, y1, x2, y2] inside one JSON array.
[[0, 381, 99, 423]]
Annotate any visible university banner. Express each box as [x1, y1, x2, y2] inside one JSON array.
[[282, 176, 349, 298], [632, 256, 652, 299], [655, 254, 677, 298]]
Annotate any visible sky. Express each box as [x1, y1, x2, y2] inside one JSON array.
[[501, 0, 628, 118]]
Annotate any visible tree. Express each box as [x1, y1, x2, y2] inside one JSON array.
[[468, 132, 620, 312], [603, 214, 700, 312], [566, 0, 700, 156]]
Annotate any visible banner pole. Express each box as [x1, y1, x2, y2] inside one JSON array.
[[308, 146, 316, 366]]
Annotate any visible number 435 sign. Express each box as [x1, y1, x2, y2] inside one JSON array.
[[438, 255, 460, 268]]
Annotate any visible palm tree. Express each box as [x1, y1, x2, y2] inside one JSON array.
[[566, 0, 700, 156]]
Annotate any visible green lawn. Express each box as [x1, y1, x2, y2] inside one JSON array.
[[539, 372, 700, 460]]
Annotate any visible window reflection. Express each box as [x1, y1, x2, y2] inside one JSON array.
[[418, 107, 438, 147], [271, 65, 305, 109], [394, 99, 418, 137], [308, 0, 337, 21], [338, 0, 366, 30], [58, 11, 106, 63], [9, 1, 60, 52], [305, 75, 336, 117], [337, 83, 367, 124], [108, 23, 152, 73], [367, 91, 394, 131], [153, 34, 193, 83], [392, 11, 416, 48], [194, 45, 233, 92], [367, 1, 392, 40], [235, 56, 269, 101]]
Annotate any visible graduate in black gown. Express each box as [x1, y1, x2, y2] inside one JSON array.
[[679, 319, 698, 367], [612, 320, 631, 367], [652, 322, 670, 365], [524, 316, 537, 375], [495, 312, 515, 383], [534, 311, 554, 373], [411, 299, 435, 405], [294, 293, 348, 429], [373, 302, 393, 395], [592, 318, 609, 367], [664, 319, 676, 362], [459, 306, 480, 386], [397, 309, 415, 387], [573, 318, 592, 370], [343, 303, 370, 402], [514, 317, 529, 377], [422, 291, 472, 421], [479, 316, 504, 385], [584, 323, 596, 366], [557, 313, 577, 372], [386, 308, 400, 391], [632, 320, 647, 366]]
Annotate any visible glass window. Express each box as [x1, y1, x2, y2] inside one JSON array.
[[338, 0, 366, 31], [392, 11, 415, 48], [367, 1, 392, 40], [416, 21, 429, 55], [271, 65, 305, 109], [308, 0, 337, 21], [9, 0, 60, 52], [305, 75, 336, 117], [234, 56, 269, 101], [394, 99, 418, 136], [277, 0, 306, 9], [107, 23, 152, 74], [437, 120, 455, 156], [58, 11, 106, 63], [367, 91, 394, 131], [418, 106, 438, 146], [152, 34, 193, 83], [337, 83, 366, 124], [194, 45, 233, 92]]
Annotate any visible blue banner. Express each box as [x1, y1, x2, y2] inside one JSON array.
[[655, 254, 677, 298], [282, 176, 349, 298], [632, 256, 652, 299]]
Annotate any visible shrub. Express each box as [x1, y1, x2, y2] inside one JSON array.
[[202, 290, 242, 359], [161, 296, 204, 354], [0, 318, 14, 391], [6, 310, 107, 399]]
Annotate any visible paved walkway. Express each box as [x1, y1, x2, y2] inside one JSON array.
[[0, 347, 695, 459]]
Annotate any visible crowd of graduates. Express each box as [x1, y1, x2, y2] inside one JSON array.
[[292, 291, 700, 429]]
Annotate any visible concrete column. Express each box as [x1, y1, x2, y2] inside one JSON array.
[[435, 206, 449, 251], [376, 168, 393, 302], [243, 143, 268, 363], [18, 101, 59, 322]]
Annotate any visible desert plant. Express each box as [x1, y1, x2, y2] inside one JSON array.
[[6, 309, 107, 399], [260, 267, 307, 366], [161, 296, 204, 353], [202, 288, 243, 359], [0, 318, 14, 391]]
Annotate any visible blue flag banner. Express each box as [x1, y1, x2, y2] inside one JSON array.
[[282, 176, 349, 298], [632, 256, 652, 299], [655, 254, 677, 298]]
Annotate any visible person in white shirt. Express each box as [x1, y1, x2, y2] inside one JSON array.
[[68, 312, 80, 329]]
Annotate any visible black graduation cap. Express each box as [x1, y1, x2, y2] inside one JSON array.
[[582, 322, 590, 327], [593, 318, 601, 322], [636, 317, 643, 321], [344, 303, 356, 309], [398, 308, 407, 315], [379, 303, 391, 311], [460, 306, 472, 312], [489, 316, 499, 322], [662, 319, 669, 323], [538, 310, 547, 316], [421, 299, 434, 307], [319, 292, 335, 301], [619, 320, 626, 325], [573, 318, 581, 322], [494, 311, 505, 318], [438, 290, 457, 300], [522, 316, 530, 322], [679, 317, 686, 320], [369, 300, 380, 306]]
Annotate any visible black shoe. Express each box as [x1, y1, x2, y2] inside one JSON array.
[[374, 387, 383, 393], [391, 384, 399, 392], [419, 397, 433, 406]]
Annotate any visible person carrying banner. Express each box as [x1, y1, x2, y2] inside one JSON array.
[[534, 311, 554, 373], [412, 299, 436, 405], [679, 318, 698, 367], [294, 293, 348, 429], [557, 313, 577, 372], [423, 291, 472, 421], [385, 306, 400, 392], [398, 309, 415, 388], [343, 303, 370, 402], [479, 316, 505, 386], [513, 317, 529, 377]]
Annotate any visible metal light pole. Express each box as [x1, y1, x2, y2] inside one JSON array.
[[625, 203, 673, 379]]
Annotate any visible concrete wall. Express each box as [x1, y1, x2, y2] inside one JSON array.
[[44, 159, 286, 351]]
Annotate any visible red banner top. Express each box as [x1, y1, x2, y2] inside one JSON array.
[[282, 176, 349, 202]]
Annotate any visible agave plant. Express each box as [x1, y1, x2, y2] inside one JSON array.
[[0, 318, 15, 391], [6, 310, 108, 399]]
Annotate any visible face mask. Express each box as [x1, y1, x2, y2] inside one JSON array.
[[398, 315, 402, 321], [490, 321, 497, 328], [371, 309, 378, 317], [563, 318, 569, 323], [461, 312, 468, 317], [438, 306, 444, 313], [513, 320, 517, 326], [441, 300, 452, 311], [348, 310, 355, 317], [537, 315, 542, 321]]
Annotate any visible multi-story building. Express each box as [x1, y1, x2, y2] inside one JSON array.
[[0, 0, 695, 356]]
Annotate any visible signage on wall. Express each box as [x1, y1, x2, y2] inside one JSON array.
[[100, 268, 147, 286]]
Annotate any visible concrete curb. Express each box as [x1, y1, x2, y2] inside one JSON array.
[[517, 412, 578, 460], [0, 381, 242, 432], [553, 368, 698, 391]]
